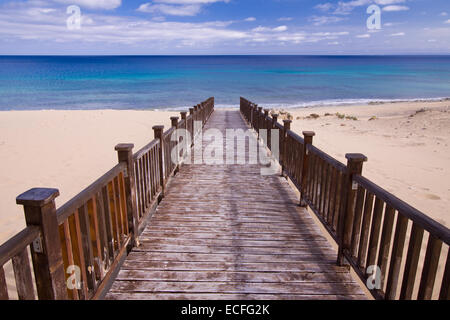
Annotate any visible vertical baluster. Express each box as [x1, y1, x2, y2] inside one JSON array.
[[385, 213, 409, 300], [357, 191, 374, 269], [77, 203, 96, 295], [0, 265, 8, 300], [69, 210, 88, 299], [332, 171, 343, 232], [350, 186, 366, 258], [62, 220, 79, 300], [439, 250, 450, 300], [366, 197, 384, 268], [376, 205, 396, 290], [12, 248, 35, 300], [89, 198, 104, 281], [101, 186, 115, 263], [418, 235, 443, 300], [400, 223, 424, 299]]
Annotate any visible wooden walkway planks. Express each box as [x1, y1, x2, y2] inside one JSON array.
[[105, 110, 366, 300]]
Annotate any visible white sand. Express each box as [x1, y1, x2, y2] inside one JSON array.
[[282, 100, 450, 228], [0, 110, 179, 243]]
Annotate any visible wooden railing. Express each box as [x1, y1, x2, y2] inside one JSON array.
[[0, 97, 214, 300], [240, 97, 450, 300]]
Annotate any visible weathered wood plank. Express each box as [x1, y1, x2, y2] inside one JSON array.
[[109, 280, 363, 295], [106, 292, 366, 300], [134, 244, 337, 255], [120, 260, 349, 273], [125, 251, 338, 263], [115, 270, 356, 283]]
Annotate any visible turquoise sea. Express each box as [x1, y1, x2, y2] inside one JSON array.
[[0, 55, 449, 110]]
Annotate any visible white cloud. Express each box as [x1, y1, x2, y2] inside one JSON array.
[[382, 5, 409, 12], [356, 34, 371, 38], [244, 17, 256, 22], [334, 0, 371, 15], [445, 19, 450, 24], [332, 0, 406, 15], [440, 12, 448, 17], [273, 25, 288, 32], [315, 3, 334, 12], [374, 0, 405, 5], [252, 25, 288, 33], [53, 0, 122, 10], [390, 32, 405, 36], [138, 0, 228, 16], [310, 15, 346, 26], [278, 17, 293, 21], [138, 3, 201, 16]]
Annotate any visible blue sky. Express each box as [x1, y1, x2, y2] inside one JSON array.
[[0, 0, 449, 54]]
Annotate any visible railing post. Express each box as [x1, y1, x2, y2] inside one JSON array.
[[180, 111, 187, 123], [189, 108, 194, 147], [194, 105, 198, 125], [282, 119, 292, 176], [337, 153, 368, 266], [257, 107, 263, 138], [300, 131, 315, 207], [264, 109, 270, 139], [16, 188, 68, 300], [270, 113, 278, 151], [153, 125, 165, 198], [202, 103, 206, 125], [115, 143, 139, 247], [171, 117, 180, 174]]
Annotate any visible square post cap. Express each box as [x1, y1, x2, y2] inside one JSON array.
[[16, 188, 60, 207], [152, 125, 164, 131], [303, 131, 316, 137], [345, 153, 368, 162], [283, 119, 292, 124], [115, 143, 134, 152], [180, 111, 187, 119]]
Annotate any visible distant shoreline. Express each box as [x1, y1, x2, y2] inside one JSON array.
[[2, 97, 450, 112]]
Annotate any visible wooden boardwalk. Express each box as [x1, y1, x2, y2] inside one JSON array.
[[105, 110, 366, 300]]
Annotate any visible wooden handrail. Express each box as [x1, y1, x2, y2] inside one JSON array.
[[0, 226, 40, 267], [354, 174, 450, 245], [56, 162, 127, 224], [133, 139, 159, 161]]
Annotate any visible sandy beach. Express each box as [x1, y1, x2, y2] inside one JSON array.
[[277, 100, 450, 228], [0, 109, 179, 244]]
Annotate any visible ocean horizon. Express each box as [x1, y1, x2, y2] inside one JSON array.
[[1, 55, 449, 111]]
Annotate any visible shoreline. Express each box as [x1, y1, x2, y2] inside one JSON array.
[[1, 97, 450, 112]]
